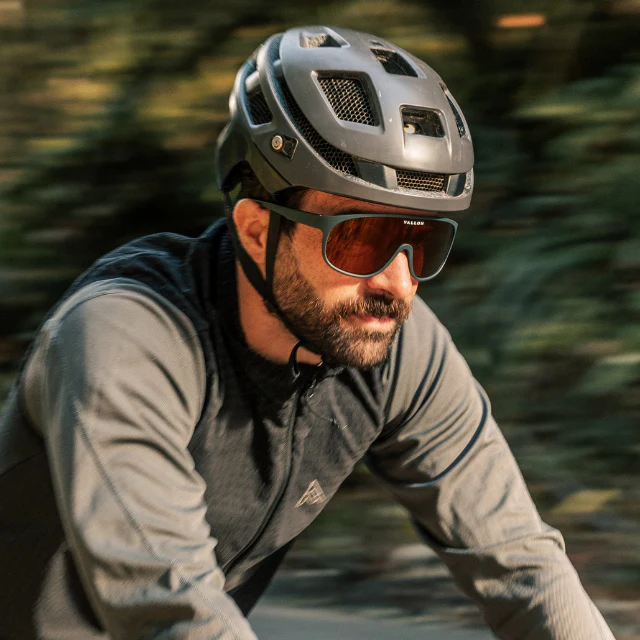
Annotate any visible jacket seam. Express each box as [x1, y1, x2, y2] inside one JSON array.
[[0, 449, 46, 480]]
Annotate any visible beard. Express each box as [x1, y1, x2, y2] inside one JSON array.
[[271, 240, 412, 370]]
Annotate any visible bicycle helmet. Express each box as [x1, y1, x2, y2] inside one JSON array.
[[216, 25, 473, 211]]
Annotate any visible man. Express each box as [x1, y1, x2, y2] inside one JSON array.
[[0, 25, 615, 639]]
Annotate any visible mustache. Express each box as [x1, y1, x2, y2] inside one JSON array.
[[334, 295, 411, 322]]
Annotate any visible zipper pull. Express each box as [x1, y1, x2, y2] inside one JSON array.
[[305, 379, 317, 400]]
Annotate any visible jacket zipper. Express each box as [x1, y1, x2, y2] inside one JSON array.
[[221, 380, 313, 576]]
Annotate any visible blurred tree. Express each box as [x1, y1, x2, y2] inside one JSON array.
[[0, 0, 327, 362]]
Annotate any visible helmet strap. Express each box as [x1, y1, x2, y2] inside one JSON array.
[[264, 206, 281, 298], [223, 193, 312, 377], [223, 193, 276, 310]]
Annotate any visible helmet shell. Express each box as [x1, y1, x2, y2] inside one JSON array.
[[215, 25, 474, 212]]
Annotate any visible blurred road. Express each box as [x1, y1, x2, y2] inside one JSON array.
[[250, 604, 494, 639]]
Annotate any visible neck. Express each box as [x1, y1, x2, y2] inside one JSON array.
[[235, 261, 322, 366]]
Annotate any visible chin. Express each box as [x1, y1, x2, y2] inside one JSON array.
[[332, 337, 395, 370]]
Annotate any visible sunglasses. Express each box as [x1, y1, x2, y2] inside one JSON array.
[[254, 200, 458, 282]]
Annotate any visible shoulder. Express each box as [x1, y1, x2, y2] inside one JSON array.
[[49, 278, 205, 378], [393, 294, 444, 351], [381, 295, 450, 390], [380, 295, 477, 425], [22, 278, 206, 430], [51, 278, 201, 344]]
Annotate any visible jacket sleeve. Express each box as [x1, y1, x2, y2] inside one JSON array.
[[366, 298, 615, 640], [22, 279, 258, 640]]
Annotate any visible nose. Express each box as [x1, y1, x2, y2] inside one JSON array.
[[365, 250, 417, 299]]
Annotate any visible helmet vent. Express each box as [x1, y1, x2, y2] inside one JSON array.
[[371, 48, 417, 77], [302, 33, 341, 48], [396, 169, 447, 192], [269, 36, 282, 64], [278, 78, 358, 176], [318, 76, 379, 127], [402, 108, 444, 137], [247, 90, 273, 125], [445, 94, 466, 137]]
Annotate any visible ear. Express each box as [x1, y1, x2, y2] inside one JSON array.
[[233, 199, 271, 275]]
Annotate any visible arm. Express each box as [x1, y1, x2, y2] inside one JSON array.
[[367, 299, 614, 640], [23, 279, 258, 640]]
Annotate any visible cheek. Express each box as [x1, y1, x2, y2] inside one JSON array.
[[292, 229, 362, 301], [290, 227, 327, 280]]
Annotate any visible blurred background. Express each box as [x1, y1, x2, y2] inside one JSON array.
[[0, 0, 639, 637]]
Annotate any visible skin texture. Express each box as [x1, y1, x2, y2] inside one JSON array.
[[233, 189, 437, 368]]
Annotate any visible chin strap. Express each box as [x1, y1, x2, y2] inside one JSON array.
[[224, 193, 313, 379], [288, 340, 305, 378]]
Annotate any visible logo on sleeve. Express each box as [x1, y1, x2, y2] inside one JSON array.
[[295, 480, 327, 507]]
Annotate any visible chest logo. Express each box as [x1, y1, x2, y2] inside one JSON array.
[[295, 480, 327, 507]]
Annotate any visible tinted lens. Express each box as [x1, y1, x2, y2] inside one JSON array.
[[326, 216, 455, 279]]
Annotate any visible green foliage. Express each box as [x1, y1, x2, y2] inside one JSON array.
[[435, 59, 640, 483]]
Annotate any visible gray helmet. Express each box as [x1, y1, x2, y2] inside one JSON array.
[[215, 25, 474, 212]]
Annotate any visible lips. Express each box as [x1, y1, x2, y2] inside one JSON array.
[[352, 313, 394, 326]]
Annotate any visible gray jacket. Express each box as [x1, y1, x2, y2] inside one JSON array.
[[0, 221, 614, 639]]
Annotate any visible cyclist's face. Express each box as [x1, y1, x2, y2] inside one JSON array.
[[272, 190, 419, 369]]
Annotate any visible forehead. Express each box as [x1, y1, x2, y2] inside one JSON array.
[[301, 189, 438, 217]]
